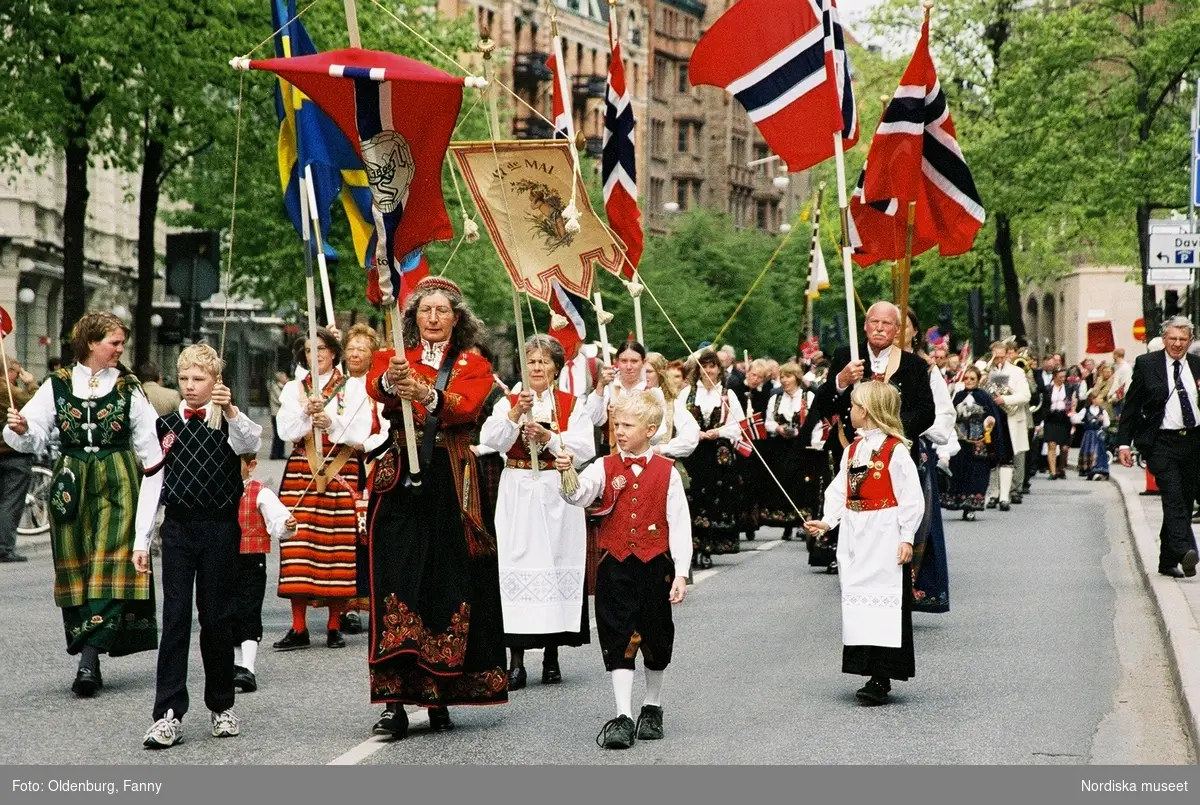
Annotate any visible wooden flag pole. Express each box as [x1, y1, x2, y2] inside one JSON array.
[[0, 332, 16, 411], [631, 274, 645, 346], [302, 166, 338, 327], [833, 131, 860, 362], [897, 200, 917, 345], [299, 181, 323, 451], [389, 299, 422, 486], [343, 0, 362, 48]]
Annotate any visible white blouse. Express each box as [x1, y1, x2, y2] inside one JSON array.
[[480, 388, 596, 465], [277, 372, 373, 447], [690, 384, 745, 442]]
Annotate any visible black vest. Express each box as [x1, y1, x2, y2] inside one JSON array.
[[157, 413, 243, 519]]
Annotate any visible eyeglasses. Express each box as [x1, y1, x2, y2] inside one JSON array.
[[418, 306, 453, 317]]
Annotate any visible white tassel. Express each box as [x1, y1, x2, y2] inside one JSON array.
[[597, 310, 614, 326], [560, 464, 580, 496], [463, 217, 480, 243], [564, 201, 581, 234], [550, 312, 569, 331], [625, 281, 643, 298]]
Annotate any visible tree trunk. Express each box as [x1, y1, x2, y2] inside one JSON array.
[[134, 134, 165, 370], [992, 211, 1025, 339], [60, 75, 91, 362], [1137, 201, 1157, 336]]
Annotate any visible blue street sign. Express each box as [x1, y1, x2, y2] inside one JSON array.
[[1194, 156, 1200, 207], [1177, 249, 1196, 264]]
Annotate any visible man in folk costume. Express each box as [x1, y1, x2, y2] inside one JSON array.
[[365, 276, 508, 739], [983, 342, 1030, 510]]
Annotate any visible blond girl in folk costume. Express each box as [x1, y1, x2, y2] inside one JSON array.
[[805, 381, 924, 706]]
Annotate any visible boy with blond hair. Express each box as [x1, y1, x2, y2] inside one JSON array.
[[556, 391, 691, 749], [133, 344, 262, 748]]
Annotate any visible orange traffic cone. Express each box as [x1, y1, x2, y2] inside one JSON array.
[[1145, 467, 1159, 494]]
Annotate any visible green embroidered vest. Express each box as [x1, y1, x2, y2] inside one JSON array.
[[50, 367, 141, 460]]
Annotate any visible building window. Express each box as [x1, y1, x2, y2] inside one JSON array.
[[651, 119, 666, 157], [731, 136, 747, 166], [684, 16, 694, 40], [650, 177, 664, 212], [653, 56, 668, 98], [757, 201, 770, 231], [677, 62, 689, 93], [677, 121, 689, 153], [675, 179, 689, 210], [692, 122, 703, 154]]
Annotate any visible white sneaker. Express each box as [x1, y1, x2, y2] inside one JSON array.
[[143, 709, 182, 749], [211, 709, 240, 738]]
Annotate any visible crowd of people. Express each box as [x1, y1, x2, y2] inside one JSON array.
[[5, 290, 1194, 756]]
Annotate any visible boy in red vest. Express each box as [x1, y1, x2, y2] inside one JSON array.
[[555, 391, 691, 749], [233, 453, 296, 694]]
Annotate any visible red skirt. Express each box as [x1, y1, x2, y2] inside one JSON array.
[[277, 450, 361, 600]]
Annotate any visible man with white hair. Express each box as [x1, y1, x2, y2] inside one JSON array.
[[1117, 316, 1200, 578]]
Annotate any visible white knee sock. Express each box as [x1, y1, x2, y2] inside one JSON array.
[[644, 669, 664, 707], [987, 469, 999, 499], [999, 467, 1014, 500], [611, 669, 634, 718], [233, 646, 243, 667], [242, 640, 259, 674]]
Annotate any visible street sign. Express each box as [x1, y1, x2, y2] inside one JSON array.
[[1133, 318, 1146, 342], [1148, 218, 1191, 234], [1148, 267, 1195, 285], [1149, 232, 1200, 269]]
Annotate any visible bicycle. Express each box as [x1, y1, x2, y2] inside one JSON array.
[[17, 441, 59, 537]]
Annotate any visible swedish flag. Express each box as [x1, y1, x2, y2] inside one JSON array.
[[272, 0, 373, 264]]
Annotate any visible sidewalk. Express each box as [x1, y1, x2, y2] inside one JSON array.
[[1109, 462, 1200, 761]]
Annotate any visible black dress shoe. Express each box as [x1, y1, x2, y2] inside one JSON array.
[[1181, 549, 1199, 578], [744, 530, 756, 541], [373, 706, 408, 739], [507, 666, 527, 691], [72, 667, 100, 698], [1009, 492, 1022, 504], [233, 665, 257, 693], [427, 706, 454, 732], [340, 611, 364, 634], [986, 497, 999, 509], [998, 501, 1011, 512], [272, 629, 310, 651], [0, 551, 28, 562], [781, 527, 793, 541], [326, 629, 346, 649], [1159, 567, 1185, 578], [541, 660, 562, 684], [855, 678, 889, 705]]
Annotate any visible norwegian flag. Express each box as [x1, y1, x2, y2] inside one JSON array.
[[847, 160, 938, 266], [741, 412, 769, 442], [603, 15, 643, 278], [245, 48, 465, 306], [859, 14, 984, 260], [0, 305, 12, 338], [549, 280, 587, 361], [546, 37, 575, 141], [690, 0, 857, 173], [800, 336, 822, 361]]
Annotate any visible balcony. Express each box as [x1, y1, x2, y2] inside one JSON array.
[[514, 52, 552, 85], [728, 164, 755, 190], [573, 75, 607, 100], [585, 136, 604, 158], [514, 116, 554, 140]]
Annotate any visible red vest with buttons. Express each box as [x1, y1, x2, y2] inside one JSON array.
[[594, 453, 672, 563], [238, 479, 271, 554], [505, 390, 575, 463], [845, 436, 902, 511]]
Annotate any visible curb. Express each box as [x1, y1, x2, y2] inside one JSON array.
[[1110, 468, 1200, 762]]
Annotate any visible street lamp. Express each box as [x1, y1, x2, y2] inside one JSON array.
[[112, 304, 130, 320], [150, 314, 163, 328], [773, 175, 790, 190], [663, 201, 680, 213], [779, 223, 792, 234], [17, 287, 35, 305]]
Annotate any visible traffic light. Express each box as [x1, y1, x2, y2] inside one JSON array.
[[166, 231, 221, 303]]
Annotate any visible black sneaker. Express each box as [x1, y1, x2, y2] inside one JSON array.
[[855, 678, 890, 706], [272, 629, 310, 651], [372, 706, 408, 739], [596, 714, 636, 749], [233, 665, 257, 693], [635, 705, 664, 740]]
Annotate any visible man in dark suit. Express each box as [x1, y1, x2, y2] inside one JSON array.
[[1117, 316, 1200, 578], [803, 301, 937, 463]]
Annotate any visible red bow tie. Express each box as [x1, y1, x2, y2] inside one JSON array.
[[623, 456, 648, 469], [184, 408, 206, 421]]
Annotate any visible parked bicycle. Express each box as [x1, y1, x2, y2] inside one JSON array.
[[17, 440, 58, 537]]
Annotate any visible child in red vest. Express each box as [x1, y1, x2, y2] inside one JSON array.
[[804, 381, 924, 706], [556, 391, 691, 749], [233, 453, 296, 694]]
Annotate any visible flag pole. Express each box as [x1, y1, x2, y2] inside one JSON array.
[[342, 0, 362, 48], [298, 174, 323, 452], [0, 331, 16, 411], [833, 131, 860, 362], [481, 30, 538, 477], [631, 275, 645, 345], [804, 182, 825, 342], [390, 296, 422, 486], [608, 1, 646, 347], [303, 166, 338, 327], [897, 200, 917, 344]]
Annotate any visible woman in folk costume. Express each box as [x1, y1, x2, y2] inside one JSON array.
[[274, 327, 373, 652], [805, 381, 924, 706], [365, 276, 507, 739], [984, 343, 1031, 507], [739, 359, 776, 540], [899, 311, 956, 615], [1071, 390, 1111, 480], [681, 348, 747, 569], [342, 324, 391, 636], [942, 365, 1007, 520], [643, 352, 701, 462], [759, 361, 829, 541], [3, 312, 162, 696], [480, 335, 595, 691]]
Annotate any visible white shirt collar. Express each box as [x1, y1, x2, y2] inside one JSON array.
[[420, 339, 449, 368], [867, 345, 892, 365], [618, 447, 655, 461]]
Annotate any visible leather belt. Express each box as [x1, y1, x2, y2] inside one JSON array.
[[847, 498, 898, 513], [505, 458, 553, 470]]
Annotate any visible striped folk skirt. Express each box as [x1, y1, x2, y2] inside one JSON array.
[[277, 450, 361, 601]]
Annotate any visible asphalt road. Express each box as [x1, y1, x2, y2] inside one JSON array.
[[0, 472, 1193, 765]]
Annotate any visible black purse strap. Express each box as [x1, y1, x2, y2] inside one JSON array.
[[418, 350, 458, 472]]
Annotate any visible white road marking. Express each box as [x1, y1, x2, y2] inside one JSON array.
[[327, 538, 786, 763]]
